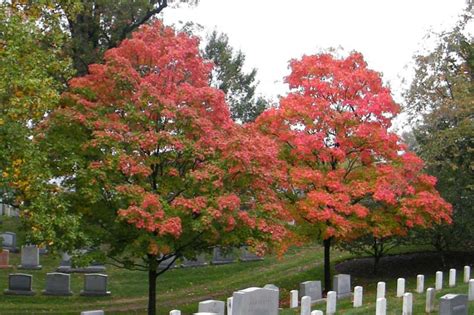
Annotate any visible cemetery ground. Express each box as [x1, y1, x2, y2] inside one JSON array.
[[1, 217, 474, 314]]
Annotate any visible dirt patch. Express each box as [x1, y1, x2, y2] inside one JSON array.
[[335, 251, 474, 279]]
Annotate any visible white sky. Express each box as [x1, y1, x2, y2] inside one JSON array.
[[162, 0, 470, 131]]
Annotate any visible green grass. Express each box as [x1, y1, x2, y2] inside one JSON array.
[[1, 216, 473, 314]]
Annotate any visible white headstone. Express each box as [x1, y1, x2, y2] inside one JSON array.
[[326, 291, 336, 315], [299, 280, 322, 302], [402, 292, 413, 315], [198, 300, 225, 315], [425, 287, 435, 313], [416, 275, 424, 293], [436, 271, 443, 290], [353, 286, 363, 307], [232, 287, 278, 315], [468, 280, 474, 301], [375, 297, 386, 315], [377, 281, 386, 299], [397, 278, 405, 297], [170, 311, 181, 315], [464, 266, 471, 283], [301, 296, 311, 315], [81, 311, 104, 315], [290, 290, 298, 308], [333, 274, 351, 299], [310, 311, 323, 315], [227, 297, 233, 315], [449, 268, 456, 287]]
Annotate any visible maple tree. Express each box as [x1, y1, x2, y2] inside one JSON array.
[[256, 52, 452, 291], [31, 21, 291, 315]]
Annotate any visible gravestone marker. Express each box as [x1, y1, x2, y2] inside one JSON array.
[[449, 269, 457, 287], [310, 311, 323, 315], [376, 297, 386, 315], [240, 247, 263, 262], [402, 292, 413, 315], [81, 311, 104, 315], [377, 281, 386, 299], [1, 232, 17, 252], [397, 278, 405, 297], [290, 289, 298, 308], [416, 275, 425, 293], [326, 291, 336, 315], [211, 247, 235, 265], [227, 297, 233, 315], [232, 287, 278, 315], [436, 271, 443, 290], [4, 273, 35, 295], [333, 274, 351, 299], [43, 272, 73, 296], [439, 294, 468, 315], [170, 311, 181, 315], [464, 266, 470, 283], [0, 249, 12, 268], [182, 254, 207, 268], [18, 245, 42, 270], [299, 280, 323, 303], [425, 287, 435, 313], [353, 286, 363, 307], [468, 280, 474, 301], [301, 296, 311, 315], [198, 300, 225, 315], [80, 274, 111, 296]]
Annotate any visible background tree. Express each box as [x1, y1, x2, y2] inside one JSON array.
[[0, 4, 73, 208], [403, 5, 473, 255], [203, 31, 268, 123], [9, 0, 197, 75], [30, 22, 291, 315], [257, 52, 452, 292]]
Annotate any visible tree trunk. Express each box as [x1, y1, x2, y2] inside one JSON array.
[[323, 237, 332, 293], [148, 257, 158, 315]]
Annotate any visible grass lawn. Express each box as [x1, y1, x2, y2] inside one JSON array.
[[1, 216, 473, 314]]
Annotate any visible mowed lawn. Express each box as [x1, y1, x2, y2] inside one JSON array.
[[1, 217, 474, 314]]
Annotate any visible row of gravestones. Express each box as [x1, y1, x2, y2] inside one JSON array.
[[4, 272, 110, 296], [0, 203, 20, 217]]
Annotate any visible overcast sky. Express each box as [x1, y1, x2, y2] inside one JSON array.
[[162, 0, 470, 130]]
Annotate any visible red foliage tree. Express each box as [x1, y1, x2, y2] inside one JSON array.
[[256, 52, 452, 291], [35, 21, 291, 315]]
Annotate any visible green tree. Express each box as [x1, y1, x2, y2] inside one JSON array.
[[403, 5, 473, 254], [11, 0, 197, 75], [203, 31, 267, 123]]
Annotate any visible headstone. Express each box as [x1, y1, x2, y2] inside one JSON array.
[[42, 272, 73, 296], [232, 287, 278, 315], [326, 291, 336, 315], [263, 284, 279, 302], [80, 274, 111, 296], [194, 313, 217, 315], [198, 300, 225, 315], [426, 288, 436, 313], [333, 274, 351, 299], [182, 254, 208, 268], [377, 281, 386, 299], [170, 311, 181, 315], [468, 279, 474, 301], [439, 294, 468, 315], [403, 292, 413, 315], [56, 251, 106, 273], [449, 269, 457, 287], [81, 311, 104, 315], [375, 297, 386, 315], [211, 247, 235, 265], [290, 290, 298, 308], [227, 297, 233, 315], [0, 249, 12, 268], [301, 296, 311, 315], [464, 266, 470, 283], [18, 245, 42, 270], [0, 232, 17, 252], [436, 271, 443, 290], [240, 247, 263, 262], [417, 275, 425, 293], [158, 255, 177, 270], [310, 311, 323, 315], [299, 280, 323, 303], [397, 278, 405, 297], [353, 286, 363, 307], [4, 273, 35, 295]]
